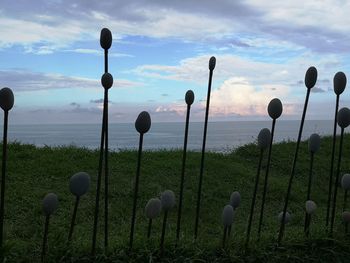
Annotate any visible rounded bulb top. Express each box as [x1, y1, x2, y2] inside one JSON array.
[[185, 90, 195, 105], [209, 56, 216, 70], [101, 73, 113, 90], [305, 66, 318, 89], [267, 98, 283, 120], [0, 87, 14, 111], [258, 128, 271, 150], [135, 111, 151, 134], [229, 191, 241, 209], [341, 173, 350, 190], [42, 193, 59, 216], [305, 200, 317, 214], [278, 211, 291, 224], [160, 190, 176, 211], [222, 204, 234, 227], [100, 28, 112, 50], [69, 172, 90, 197], [145, 198, 161, 219], [308, 133, 321, 154], [333, 71, 347, 95], [342, 211, 350, 223], [337, 107, 350, 128]]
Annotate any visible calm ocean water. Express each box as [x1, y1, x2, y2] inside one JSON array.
[[5, 120, 336, 152]]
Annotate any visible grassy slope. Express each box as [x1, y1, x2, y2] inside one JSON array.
[[2, 134, 350, 262]]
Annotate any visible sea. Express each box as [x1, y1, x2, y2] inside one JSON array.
[[4, 120, 336, 152]]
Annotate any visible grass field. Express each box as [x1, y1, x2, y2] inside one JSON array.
[[2, 134, 350, 262]]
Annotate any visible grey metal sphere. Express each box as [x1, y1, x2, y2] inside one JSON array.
[[258, 128, 271, 150], [305, 66, 317, 89], [100, 28, 112, 50], [278, 211, 291, 224], [0, 87, 14, 111], [305, 200, 317, 215], [135, 111, 151, 134], [209, 56, 216, 70], [101, 73, 113, 90], [185, 90, 195, 105], [229, 191, 241, 209], [341, 174, 350, 191], [342, 211, 350, 223], [42, 193, 59, 216], [267, 98, 283, 120], [222, 204, 234, 227], [334, 72, 347, 95], [69, 172, 90, 197], [160, 190, 176, 211], [308, 133, 321, 154], [145, 198, 161, 219], [337, 107, 350, 128]]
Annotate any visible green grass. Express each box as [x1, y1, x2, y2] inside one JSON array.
[[2, 134, 350, 262]]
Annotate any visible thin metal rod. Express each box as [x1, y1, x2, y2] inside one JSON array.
[[91, 99, 106, 255], [326, 95, 340, 227], [246, 148, 264, 246], [0, 110, 8, 248], [104, 87, 109, 250], [222, 226, 227, 248], [305, 214, 311, 238], [68, 196, 80, 241], [343, 190, 348, 212], [160, 211, 168, 255], [278, 88, 311, 245], [257, 119, 276, 240], [147, 218, 152, 239], [194, 69, 214, 239], [304, 153, 314, 234], [330, 128, 344, 236], [41, 215, 50, 263], [129, 134, 144, 249], [176, 104, 191, 243]]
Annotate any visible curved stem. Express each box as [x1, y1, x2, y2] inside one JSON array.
[[0, 110, 8, 248], [68, 196, 80, 242], [160, 211, 168, 256], [194, 69, 214, 239]]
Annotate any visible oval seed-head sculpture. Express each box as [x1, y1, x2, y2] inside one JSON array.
[[209, 56, 216, 70], [308, 133, 321, 154], [100, 28, 112, 50], [305, 66, 318, 89], [268, 98, 283, 120], [341, 174, 350, 191], [69, 172, 90, 197], [145, 198, 161, 219], [0, 87, 14, 112], [334, 72, 347, 95], [101, 73, 113, 90], [342, 211, 350, 223], [135, 111, 151, 134], [185, 90, 195, 106], [337, 107, 350, 129], [258, 128, 271, 150], [230, 191, 241, 209], [222, 205, 234, 227], [305, 200, 317, 215], [161, 190, 176, 211], [43, 193, 59, 216], [278, 211, 291, 224]]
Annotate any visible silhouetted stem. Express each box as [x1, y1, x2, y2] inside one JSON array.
[[326, 95, 339, 227], [129, 134, 144, 249], [258, 119, 276, 240], [147, 219, 152, 239], [160, 211, 168, 256], [0, 110, 8, 249], [222, 226, 227, 248], [41, 215, 50, 263], [330, 128, 344, 236], [104, 87, 109, 251], [246, 149, 264, 247], [68, 196, 80, 242], [176, 104, 191, 243], [304, 153, 314, 235], [194, 69, 213, 239], [278, 88, 311, 246]]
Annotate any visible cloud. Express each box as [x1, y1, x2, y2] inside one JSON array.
[[209, 77, 294, 117], [0, 69, 142, 92], [65, 48, 133, 57], [90, 98, 114, 104]]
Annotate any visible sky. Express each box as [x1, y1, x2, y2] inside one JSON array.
[[1, 0, 350, 124]]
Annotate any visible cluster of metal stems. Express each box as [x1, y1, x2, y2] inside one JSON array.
[[0, 28, 349, 261]]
